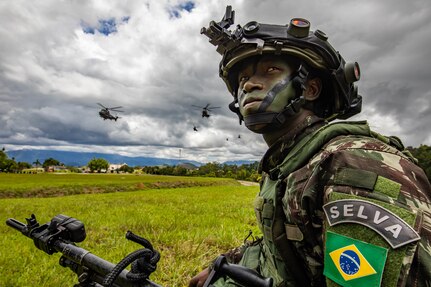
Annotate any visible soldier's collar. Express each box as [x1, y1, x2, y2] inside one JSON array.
[[259, 115, 325, 175]]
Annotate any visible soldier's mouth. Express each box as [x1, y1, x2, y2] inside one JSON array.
[[243, 97, 262, 108]]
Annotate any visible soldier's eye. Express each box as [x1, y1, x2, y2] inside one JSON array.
[[239, 75, 249, 84], [267, 67, 280, 73]]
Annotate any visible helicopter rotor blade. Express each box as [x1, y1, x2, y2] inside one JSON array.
[[109, 106, 123, 110], [208, 106, 221, 110], [97, 103, 107, 109]]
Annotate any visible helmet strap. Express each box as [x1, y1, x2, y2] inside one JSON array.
[[243, 96, 306, 133], [229, 100, 243, 124], [256, 63, 308, 113], [243, 64, 309, 132]]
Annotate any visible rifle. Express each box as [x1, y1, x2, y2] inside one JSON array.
[[6, 214, 273, 287]]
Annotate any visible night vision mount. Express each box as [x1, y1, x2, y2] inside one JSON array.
[[200, 6, 241, 55]]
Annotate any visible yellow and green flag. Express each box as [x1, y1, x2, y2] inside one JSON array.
[[324, 231, 388, 287]]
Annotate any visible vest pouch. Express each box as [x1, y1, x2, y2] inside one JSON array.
[[217, 241, 286, 287], [212, 242, 270, 287], [237, 242, 262, 271], [259, 242, 287, 287]]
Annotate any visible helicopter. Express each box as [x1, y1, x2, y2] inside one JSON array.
[[97, 103, 124, 121], [192, 104, 220, 118]]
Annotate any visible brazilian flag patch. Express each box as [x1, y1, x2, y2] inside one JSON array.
[[324, 231, 388, 287]]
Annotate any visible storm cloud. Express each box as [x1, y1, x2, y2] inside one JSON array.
[[1, 0, 430, 163]]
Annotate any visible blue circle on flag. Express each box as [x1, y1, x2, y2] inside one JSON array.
[[339, 250, 360, 275]]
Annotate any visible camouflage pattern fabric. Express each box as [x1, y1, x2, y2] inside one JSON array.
[[252, 120, 431, 287]]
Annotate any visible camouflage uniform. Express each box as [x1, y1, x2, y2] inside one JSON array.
[[200, 6, 431, 287], [238, 117, 431, 287]]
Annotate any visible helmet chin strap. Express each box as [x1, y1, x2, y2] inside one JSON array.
[[243, 96, 306, 133], [239, 64, 308, 133], [229, 100, 243, 124]]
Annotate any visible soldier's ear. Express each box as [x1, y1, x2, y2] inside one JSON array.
[[303, 77, 321, 101]]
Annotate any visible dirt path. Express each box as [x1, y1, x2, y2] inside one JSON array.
[[237, 180, 259, 186]]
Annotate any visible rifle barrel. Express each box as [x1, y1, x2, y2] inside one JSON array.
[[55, 241, 162, 287], [6, 218, 27, 233]]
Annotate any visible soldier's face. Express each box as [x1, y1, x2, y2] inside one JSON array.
[[236, 55, 296, 118]]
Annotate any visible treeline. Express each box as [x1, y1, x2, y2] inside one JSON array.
[[407, 145, 431, 181], [0, 148, 80, 173], [0, 147, 32, 172], [0, 147, 260, 181], [142, 145, 431, 182], [142, 161, 260, 182], [2, 145, 431, 183]]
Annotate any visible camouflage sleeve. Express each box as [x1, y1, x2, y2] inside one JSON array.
[[319, 136, 431, 287], [282, 135, 431, 286]]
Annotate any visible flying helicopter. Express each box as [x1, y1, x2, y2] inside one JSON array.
[[97, 103, 124, 121], [192, 104, 220, 118]]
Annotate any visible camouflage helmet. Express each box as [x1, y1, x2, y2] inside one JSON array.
[[201, 6, 362, 123]]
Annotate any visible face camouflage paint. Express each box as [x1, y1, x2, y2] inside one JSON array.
[[237, 58, 297, 110]]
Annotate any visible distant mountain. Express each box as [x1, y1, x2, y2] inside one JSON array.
[[7, 149, 202, 167], [6, 149, 258, 167], [223, 160, 258, 166]]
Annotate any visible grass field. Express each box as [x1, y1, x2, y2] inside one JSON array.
[[0, 173, 239, 198], [0, 173, 260, 287]]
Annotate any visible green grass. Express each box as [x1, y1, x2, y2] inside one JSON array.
[[1, 175, 260, 287], [0, 173, 239, 198]]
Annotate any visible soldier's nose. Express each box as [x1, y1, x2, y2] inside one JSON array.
[[243, 80, 263, 93]]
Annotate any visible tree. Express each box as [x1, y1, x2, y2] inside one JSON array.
[[66, 166, 82, 173], [173, 166, 188, 176], [408, 145, 431, 182], [0, 147, 20, 172], [1, 158, 18, 172], [43, 157, 61, 171], [0, 148, 7, 171], [33, 159, 42, 168], [17, 161, 31, 172], [87, 158, 109, 173], [42, 157, 60, 169], [118, 164, 134, 173]]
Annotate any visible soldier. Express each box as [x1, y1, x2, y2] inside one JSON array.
[[190, 6, 431, 287]]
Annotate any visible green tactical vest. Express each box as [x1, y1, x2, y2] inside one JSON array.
[[250, 121, 426, 287]]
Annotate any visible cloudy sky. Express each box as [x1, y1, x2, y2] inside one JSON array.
[[1, 0, 430, 163]]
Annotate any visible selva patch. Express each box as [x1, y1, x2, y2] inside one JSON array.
[[323, 199, 420, 249]]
